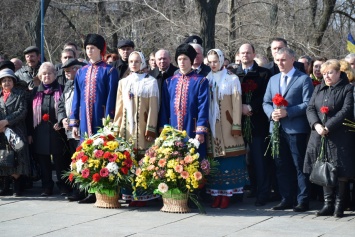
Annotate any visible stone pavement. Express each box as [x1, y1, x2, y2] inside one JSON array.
[[1, 182, 355, 237]]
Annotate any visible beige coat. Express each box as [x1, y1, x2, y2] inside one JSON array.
[[206, 70, 246, 158], [114, 73, 159, 157]]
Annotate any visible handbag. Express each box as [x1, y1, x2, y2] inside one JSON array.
[[309, 159, 337, 187], [4, 127, 24, 152], [0, 145, 16, 168]]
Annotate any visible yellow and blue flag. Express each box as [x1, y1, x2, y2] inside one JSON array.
[[347, 33, 355, 53]]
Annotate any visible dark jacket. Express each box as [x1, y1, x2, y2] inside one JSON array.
[[57, 80, 76, 139], [195, 63, 211, 77], [0, 88, 30, 176], [111, 58, 125, 79], [267, 61, 306, 76], [15, 63, 41, 88], [234, 61, 272, 137], [148, 64, 178, 93], [29, 81, 67, 155], [304, 73, 355, 178]]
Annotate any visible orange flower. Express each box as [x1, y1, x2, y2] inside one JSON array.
[[184, 155, 193, 164], [147, 165, 155, 171], [149, 157, 156, 164], [174, 165, 183, 173], [181, 171, 189, 179], [135, 168, 142, 176], [158, 159, 167, 167], [194, 171, 202, 181]]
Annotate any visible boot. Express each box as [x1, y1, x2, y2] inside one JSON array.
[[219, 196, 230, 209], [316, 186, 334, 216], [211, 196, 222, 208], [13, 176, 23, 197], [334, 181, 347, 218], [0, 176, 11, 196]]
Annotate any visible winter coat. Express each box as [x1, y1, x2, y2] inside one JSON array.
[[304, 73, 355, 178], [0, 88, 30, 176], [29, 81, 68, 155]]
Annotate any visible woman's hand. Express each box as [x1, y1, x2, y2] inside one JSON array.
[[53, 123, 61, 131], [315, 123, 327, 136], [72, 127, 80, 139], [0, 119, 9, 130]]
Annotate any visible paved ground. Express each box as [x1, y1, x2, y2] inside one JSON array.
[[1, 181, 355, 237]]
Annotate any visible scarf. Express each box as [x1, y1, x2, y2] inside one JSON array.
[[2, 90, 11, 103], [32, 82, 62, 128]]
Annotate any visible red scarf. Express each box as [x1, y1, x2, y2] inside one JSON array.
[[2, 90, 11, 103]]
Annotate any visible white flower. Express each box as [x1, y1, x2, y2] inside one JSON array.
[[93, 138, 104, 146], [158, 183, 169, 193], [106, 162, 119, 174], [76, 160, 84, 173], [162, 140, 174, 147], [154, 138, 162, 146], [188, 138, 200, 149]]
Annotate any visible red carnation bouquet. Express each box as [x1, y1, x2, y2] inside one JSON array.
[[241, 79, 258, 143], [266, 93, 288, 158], [318, 106, 329, 160], [64, 116, 137, 196]]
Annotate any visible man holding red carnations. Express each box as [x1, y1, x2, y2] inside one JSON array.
[[263, 47, 313, 212]]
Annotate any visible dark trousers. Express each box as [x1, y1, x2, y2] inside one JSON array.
[[68, 139, 80, 155], [275, 131, 309, 205], [37, 153, 71, 190], [248, 136, 270, 202]]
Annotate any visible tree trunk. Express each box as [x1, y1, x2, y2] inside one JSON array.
[[228, 0, 236, 59], [194, 0, 221, 54], [25, 0, 51, 48]]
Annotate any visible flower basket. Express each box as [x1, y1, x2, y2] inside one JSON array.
[[95, 191, 120, 209], [161, 191, 190, 213]]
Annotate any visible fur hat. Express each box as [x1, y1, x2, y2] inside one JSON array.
[[175, 44, 197, 65], [84, 34, 106, 57], [0, 60, 15, 72]]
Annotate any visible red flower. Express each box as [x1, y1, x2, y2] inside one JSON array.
[[81, 155, 88, 163], [81, 169, 90, 178], [94, 150, 104, 158], [109, 154, 117, 162], [92, 173, 101, 182], [124, 157, 133, 168], [242, 80, 258, 93], [76, 145, 82, 152], [42, 114, 50, 122], [69, 173, 74, 182], [272, 93, 288, 107], [320, 106, 329, 114], [100, 168, 109, 177], [107, 134, 115, 141], [123, 150, 131, 159], [103, 152, 111, 159], [121, 167, 129, 175], [86, 139, 93, 145], [312, 80, 321, 87]]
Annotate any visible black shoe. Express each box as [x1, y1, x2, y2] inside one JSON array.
[[255, 200, 266, 207], [78, 194, 96, 204], [269, 193, 282, 202], [272, 202, 292, 210], [293, 203, 309, 212], [41, 189, 53, 196], [315, 204, 334, 216], [67, 192, 86, 202]]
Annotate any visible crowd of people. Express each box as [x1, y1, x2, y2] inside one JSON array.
[[0, 33, 355, 218]]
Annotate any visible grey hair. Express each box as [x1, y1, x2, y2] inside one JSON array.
[[38, 62, 57, 78], [276, 47, 296, 58], [345, 53, 355, 60], [155, 49, 171, 59], [298, 55, 312, 63], [189, 43, 204, 55]]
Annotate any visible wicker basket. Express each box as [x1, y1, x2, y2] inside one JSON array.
[[94, 192, 120, 209], [161, 192, 190, 213]]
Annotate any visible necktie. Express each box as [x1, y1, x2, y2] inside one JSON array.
[[281, 75, 288, 94], [244, 69, 249, 74]]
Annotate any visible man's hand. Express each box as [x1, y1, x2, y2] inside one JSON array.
[[62, 118, 69, 129], [195, 134, 205, 144], [72, 127, 80, 138], [272, 108, 287, 121]]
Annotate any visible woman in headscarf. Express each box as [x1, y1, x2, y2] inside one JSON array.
[[205, 49, 248, 209], [114, 51, 159, 206]]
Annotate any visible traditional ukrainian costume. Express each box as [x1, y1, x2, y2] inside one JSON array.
[[205, 49, 248, 198], [114, 51, 159, 202]]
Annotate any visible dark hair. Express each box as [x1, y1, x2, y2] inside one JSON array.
[[64, 42, 78, 50], [270, 37, 288, 47], [299, 55, 312, 64], [309, 57, 328, 74], [62, 48, 76, 58]]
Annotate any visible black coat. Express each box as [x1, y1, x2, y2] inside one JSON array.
[[0, 88, 30, 176], [148, 64, 178, 94], [234, 61, 272, 137], [304, 73, 355, 178], [29, 81, 68, 155], [111, 58, 125, 79]]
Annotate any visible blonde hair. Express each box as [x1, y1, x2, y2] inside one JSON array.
[[320, 59, 340, 74], [38, 62, 56, 80], [339, 59, 355, 82]]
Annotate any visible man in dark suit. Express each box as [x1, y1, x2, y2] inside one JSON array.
[[111, 39, 134, 79], [189, 43, 211, 77], [263, 47, 314, 212], [234, 43, 272, 206], [266, 38, 306, 76]]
